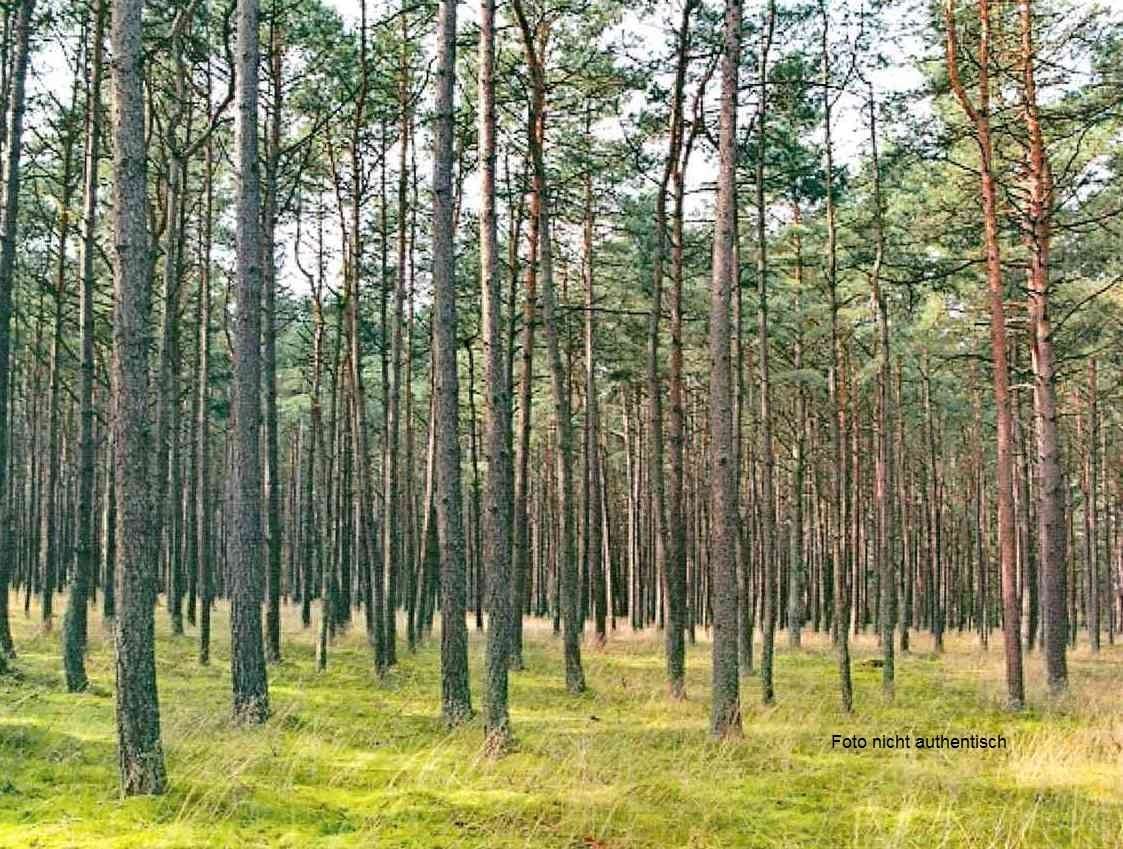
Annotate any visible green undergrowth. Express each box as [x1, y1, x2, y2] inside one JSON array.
[[2, 599, 1122, 848]]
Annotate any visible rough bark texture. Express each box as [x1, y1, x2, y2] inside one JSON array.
[[709, 0, 742, 740], [110, 0, 167, 794], [1018, 0, 1066, 696], [197, 133, 214, 667], [432, 0, 472, 725], [480, 0, 512, 749], [230, 0, 270, 724], [263, 22, 284, 665], [945, 0, 1024, 708]]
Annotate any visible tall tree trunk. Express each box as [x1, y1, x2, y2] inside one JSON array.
[[755, 0, 777, 705], [41, 85, 78, 632], [109, 0, 167, 794], [197, 119, 214, 667], [432, 0, 472, 724], [1085, 359, 1099, 652], [945, 0, 1024, 709], [512, 0, 585, 695], [384, 6, 411, 669], [1017, 0, 1066, 696], [866, 81, 897, 698], [661, 0, 696, 700], [262, 14, 284, 664], [230, 0, 270, 724], [510, 64, 544, 673], [582, 136, 606, 649], [347, 2, 385, 673], [64, 0, 106, 693], [788, 203, 806, 650], [821, 0, 852, 712], [480, 0, 513, 748], [709, 0, 742, 739]]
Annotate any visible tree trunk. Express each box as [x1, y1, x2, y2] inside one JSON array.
[[432, 0, 472, 724], [866, 81, 898, 699], [109, 0, 167, 794], [945, 0, 1024, 709], [582, 137, 606, 649], [480, 0, 512, 749], [64, 0, 106, 693], [755, 0, 777, 705], [262, 17, 284, 664], [821, 0, 852, 712], [1017, 0, 1066, 696], [230, 0, 270, 724], [709, 0, 742, 739]]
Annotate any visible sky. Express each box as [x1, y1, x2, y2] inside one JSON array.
[[21, 0, 1123, 298]]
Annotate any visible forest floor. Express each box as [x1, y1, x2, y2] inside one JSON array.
[[2, 600, 1122, 849]]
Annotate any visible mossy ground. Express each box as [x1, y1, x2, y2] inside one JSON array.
[[2, 598, 1122, 848]]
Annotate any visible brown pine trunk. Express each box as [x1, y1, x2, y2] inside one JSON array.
[[64, 0, 106, 693], [666, 4, 702, 697], [709, 0, 742, 739], [1016, 0, 1066, 695], [821, 0, 852, 712], [512, 0, 584, 695], [945, 0, 1024, 709], [480, 0, 512, 747], [755, 0, 777, 704], [230, 0, 270, 724], [581, 135, 606, 648], [433, 0, 472, 723], [262, 18, 284, 664], [866, 81, 896, 698], [197, 112, 214, 667], [109, 0, 167, 794]]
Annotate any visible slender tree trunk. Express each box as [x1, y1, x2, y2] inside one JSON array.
[[945, 0, 1024, 709], [1085, 359, 1099, 652], [866, 82, 898, 699], [384, 7, 411, 669], [755, 0, 777, 705], [660, 0, 696, 700], [510, 64, 544, 674], [262, 16, 284, 664], [230, 0, 270, 724], [1016, 0, 1066, 696], [821, 0, 852, 712], [110, 0, 167, 793], [709, 0, 742, 739], [788, 204, 806, 650], [512, 0, 584, 695], [432, 0, 472, 724], [64, 0, 106, 693], [197, 118, 214, 667], [582, 141, 606, 649], [480, 0, 512, 748], [41, 99, 77, 633]]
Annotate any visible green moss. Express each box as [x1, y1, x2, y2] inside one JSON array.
[[2, 604, 1122, 848]]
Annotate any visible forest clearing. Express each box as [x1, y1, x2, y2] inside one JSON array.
[[5, 599, 1123, 849]]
